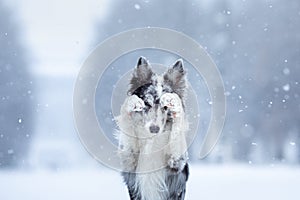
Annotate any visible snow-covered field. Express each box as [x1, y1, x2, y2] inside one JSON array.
[[1, 165, 300, 200]]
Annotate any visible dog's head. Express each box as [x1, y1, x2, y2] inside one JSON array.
[[128, 57, 187, 135]]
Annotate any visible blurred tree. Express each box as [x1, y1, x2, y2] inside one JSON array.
[[0, 1, 34, 167], [224, 0, 300, 163]]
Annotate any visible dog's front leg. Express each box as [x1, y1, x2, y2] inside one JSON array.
[[116, 95, 145, 171], [168, 116, 188, 172], [161, 93, 188, 172], [118, 133, 140, 172]]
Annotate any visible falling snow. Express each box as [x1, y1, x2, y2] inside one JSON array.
[[134, 4, 141, 10], [289, 142, 296, 146], [7, 149, 14, 154], [268, 101, 273, 108], [283, 68, 290, 75], [0, 3, 300, 199], [282, 84, 290, 91]]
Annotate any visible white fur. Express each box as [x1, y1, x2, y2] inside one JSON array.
[[136, 170, 167, 200], [116, 80, 188, 200]]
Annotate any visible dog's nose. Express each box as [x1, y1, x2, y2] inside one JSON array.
[[149, 125, 160, 134]]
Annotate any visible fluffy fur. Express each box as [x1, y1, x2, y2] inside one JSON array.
[[116, 57, 189, 200]]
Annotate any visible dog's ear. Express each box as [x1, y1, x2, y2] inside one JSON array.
[[163, 59, 187, 98], [128, 57, 154, 95]]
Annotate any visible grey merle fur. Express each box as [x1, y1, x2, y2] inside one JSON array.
[[121, 57, 189, 200], [122, 164, 189, 200]]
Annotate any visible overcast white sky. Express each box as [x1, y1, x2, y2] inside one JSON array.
[[6, 0, 109, 76]]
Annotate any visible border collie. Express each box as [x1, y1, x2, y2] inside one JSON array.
[[116, 57, 189, 200]]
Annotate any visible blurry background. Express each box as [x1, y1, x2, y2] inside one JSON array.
[[0, 0, 300, 199]]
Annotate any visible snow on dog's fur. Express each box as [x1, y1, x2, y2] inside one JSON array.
[[116, 57, 189, 200]]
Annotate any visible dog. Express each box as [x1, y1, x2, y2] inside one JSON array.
[[116, 57, 189, 200]]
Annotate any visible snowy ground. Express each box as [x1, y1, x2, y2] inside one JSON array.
[[1, 165, 300, 200]]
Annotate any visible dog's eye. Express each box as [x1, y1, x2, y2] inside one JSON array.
[[163, 106, 168, 111], [145, 102, 152, 108]]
